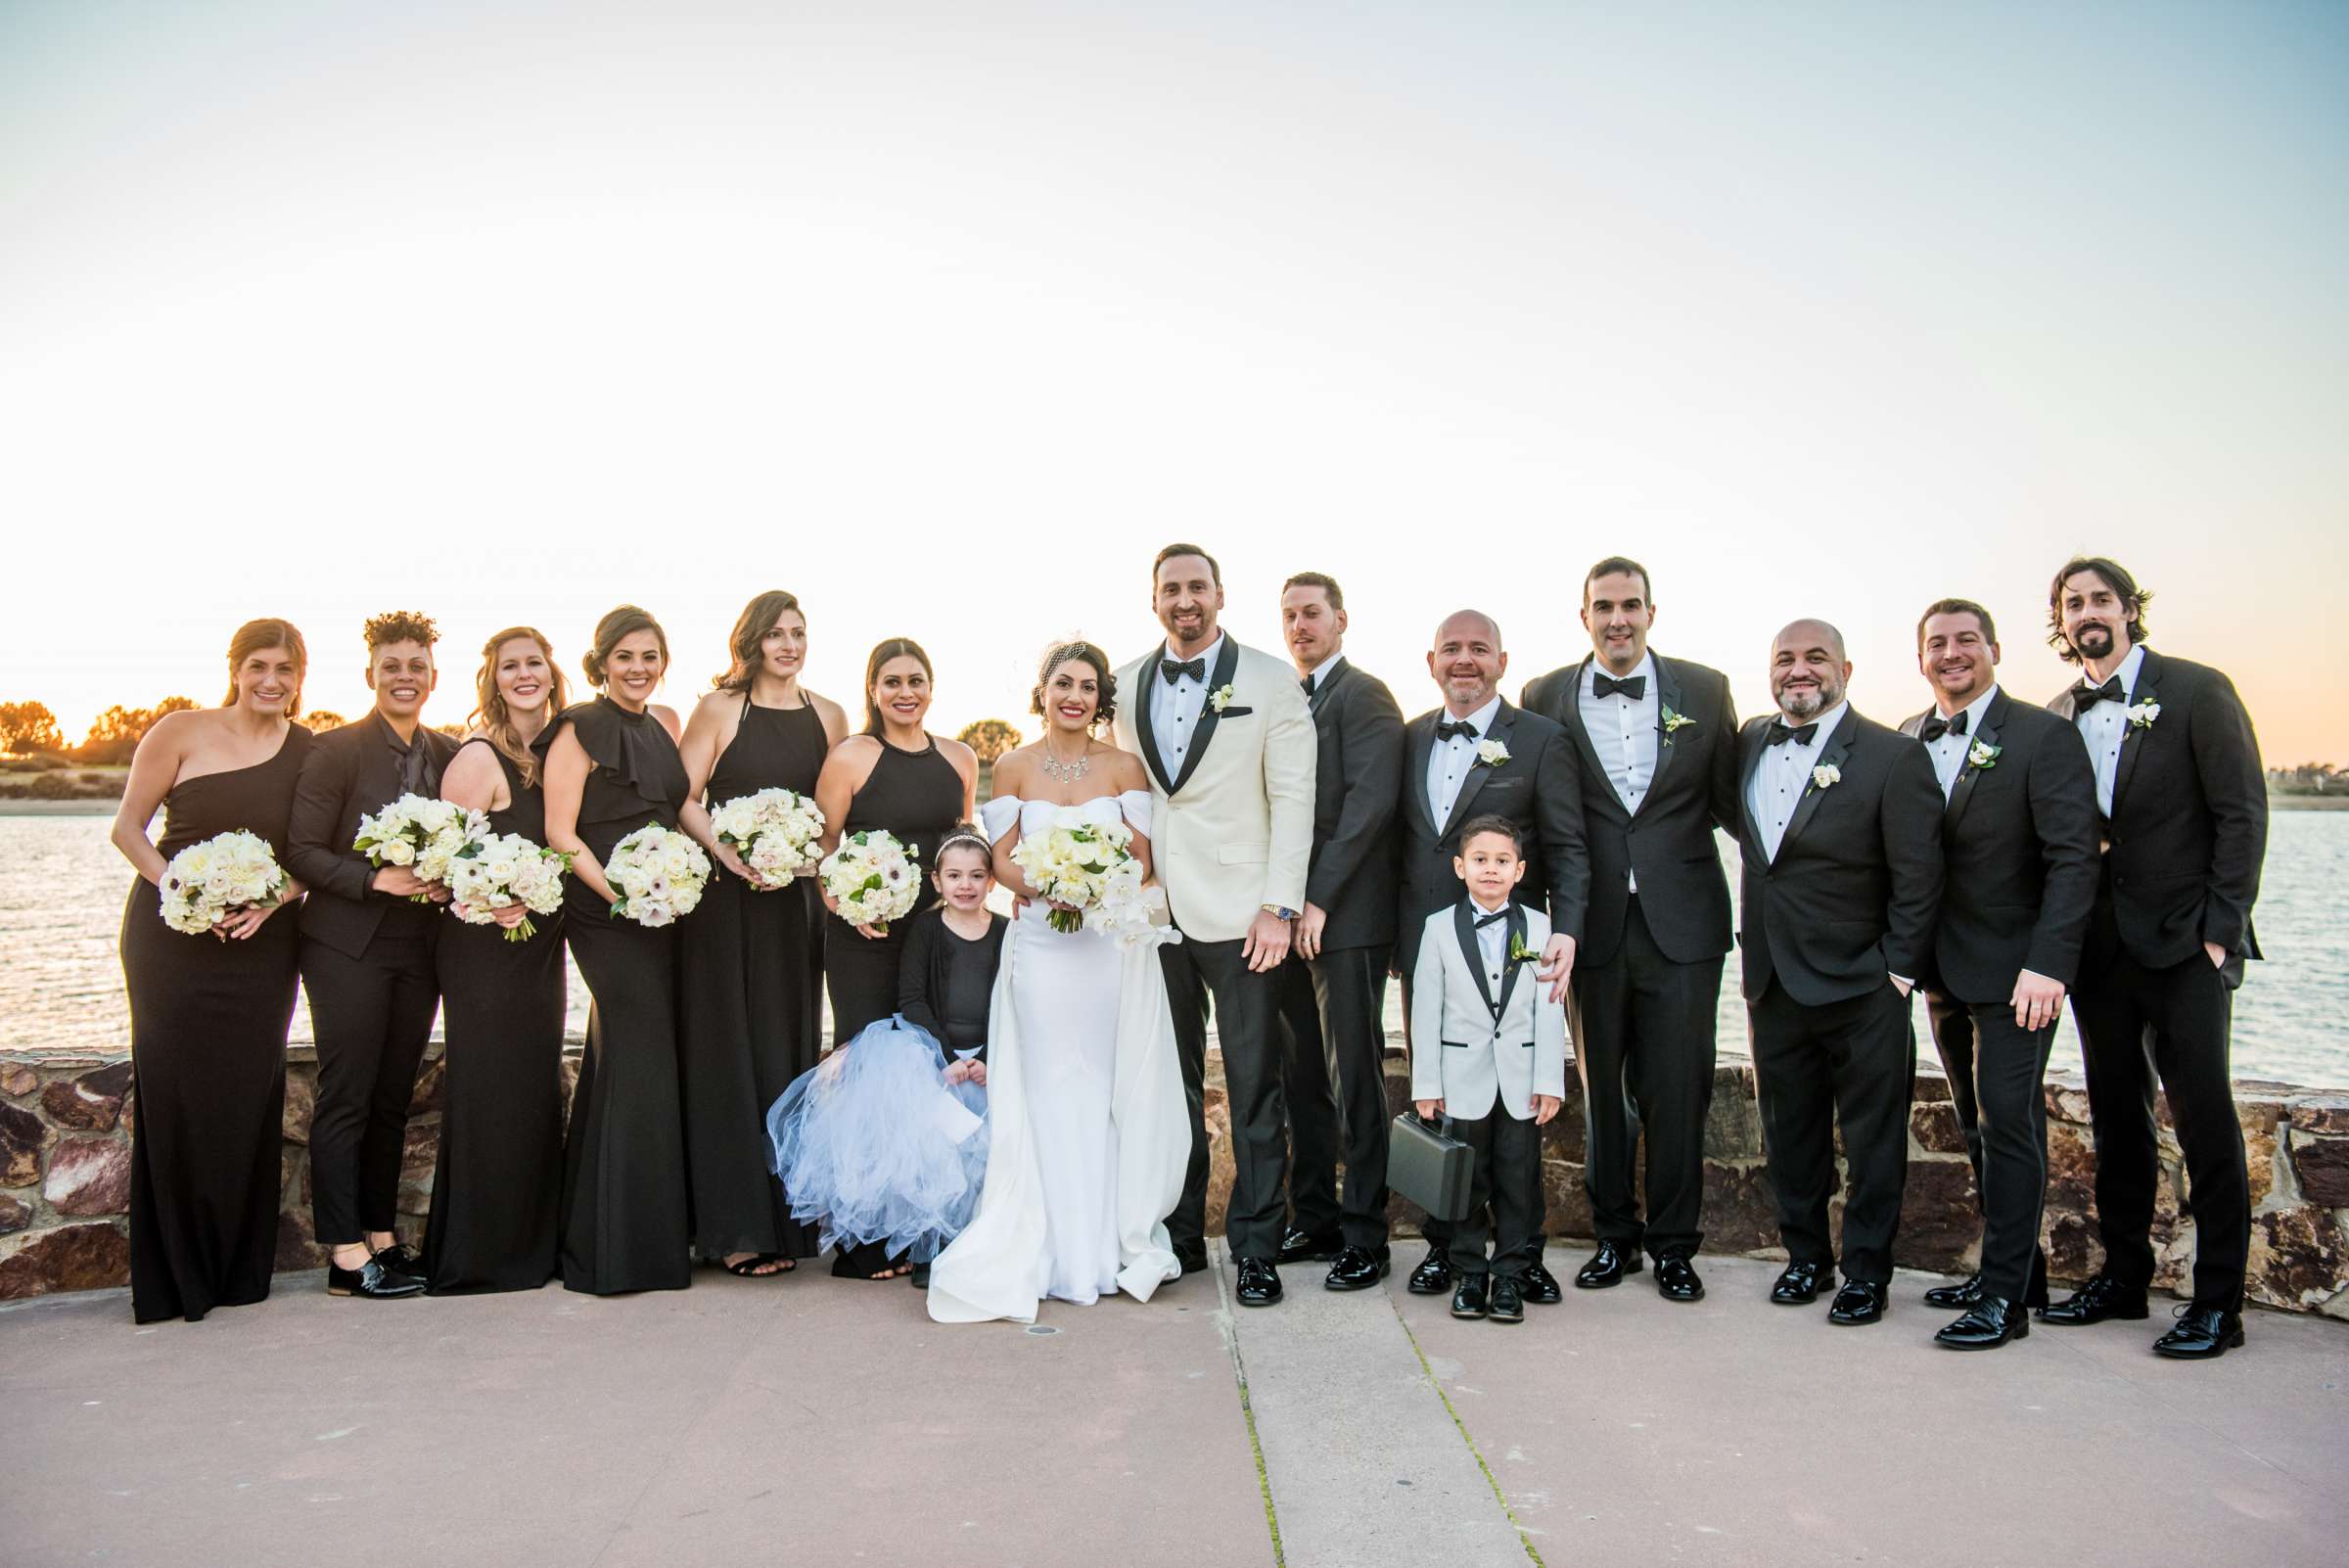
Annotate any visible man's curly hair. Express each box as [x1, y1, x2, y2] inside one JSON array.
[[362, 611, 439, 652]]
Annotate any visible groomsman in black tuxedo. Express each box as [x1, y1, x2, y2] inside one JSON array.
[[285, 613, 459, 1301], [1522, 557, 1739, 1304], [2039, 557, 2266, 1359], [1899, 599, 2099, 1350], [1272, 573, 1405, 1291], [1737, 620, 1943, 1326], [1397, 609, 1588, 1303]]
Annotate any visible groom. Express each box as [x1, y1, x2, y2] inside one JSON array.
[[1115, 544, 1317, 1307]]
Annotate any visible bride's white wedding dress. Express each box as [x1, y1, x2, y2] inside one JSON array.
[[925, 791, 1189, 1324]]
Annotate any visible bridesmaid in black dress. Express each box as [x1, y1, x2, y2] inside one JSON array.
[[423, 625, 571, 1294], [811, 637, 977, 1278], [677, 590, 849, 1277], [543, 606, 693, 1295], [113, 619, 313, 1323]]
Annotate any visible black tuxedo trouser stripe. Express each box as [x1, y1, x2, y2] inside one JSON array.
[[2069, 950, 2249, 1310], [1924, 991, 2054, 1302], [1277, 945, 1393, 1250], [1570, 895, 1719, 1260], [1749, 979, 1913, 1285], [1451, 1108, 1543, 1280], [302, 928, 439, 1243], [1161, 935, 1286, 1261]]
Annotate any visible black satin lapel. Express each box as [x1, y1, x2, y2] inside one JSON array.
[[1738, 720, 1768, 849], [1405, 715, 1440, 836], [1944, 692, 2005, 836], [1310, 660, 1350, 717], [2110, 650, 2159, 817], [1455, 900, 1498, 1019], [1777, 710, 1859, 858], [1169, 638, 1241, 797], [1494, 903, 1527, 1022], [1642, 657, 1683, 811], [1134, 655, 1175, 796], [1441, 703, 1513, 838], [1557, 660, 1609, 788]]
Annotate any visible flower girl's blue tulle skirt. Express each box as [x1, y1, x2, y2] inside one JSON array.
[[766, 1015, 990, 1263]]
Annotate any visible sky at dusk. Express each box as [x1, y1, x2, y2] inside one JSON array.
[[3, 1, 2343, 762]]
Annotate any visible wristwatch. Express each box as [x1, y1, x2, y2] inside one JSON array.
[[1262, 904, 1298, 921]]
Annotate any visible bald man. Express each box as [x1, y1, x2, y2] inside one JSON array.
[[1735, 619, 1944, 1326], [1396, 609, 1588, 1303]]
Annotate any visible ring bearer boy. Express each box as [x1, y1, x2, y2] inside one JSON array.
[[1409, 816, 1568, 1325]]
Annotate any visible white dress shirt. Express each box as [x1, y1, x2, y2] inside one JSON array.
[[2072, 643, 2144, 817], [1147, 632, 1224, 781], [1471, 898, 1510, 993], [1581, 652, 1660, 814], [1924, 682, 2001, 800], [1747, 700, 1846, 864], [1299, 652, 1346, 701], [1426, 694, 1502, 827]]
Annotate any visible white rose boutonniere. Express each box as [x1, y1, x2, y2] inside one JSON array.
[[1811, 763, 1842, 790], [1660, 705, 1695, 744], [1209, 683, 1236, 714], [1967, 740, 2002, 771], [1475, 738, 1510, 768], [2125, 699, 2161, 729]]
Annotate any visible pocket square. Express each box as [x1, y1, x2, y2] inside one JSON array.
[[1216, 706, 1254, 717]]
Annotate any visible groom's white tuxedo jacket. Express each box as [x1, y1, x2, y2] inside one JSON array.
[[1114, 635, 1316, 944], [1408, 899, 1568, 1122]]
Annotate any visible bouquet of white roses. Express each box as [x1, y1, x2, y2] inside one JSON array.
[[445, 827, 571, 943], [352, 793, 472, 899], [603, 823, 713, 928], [1012, 817, 1144, 935], [158, 830, 289, 936], [819, 829, 920, 934], [710, 787, 826, 885]]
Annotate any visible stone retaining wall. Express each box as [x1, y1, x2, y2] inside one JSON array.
[[5, 1040, 2346, 1314]]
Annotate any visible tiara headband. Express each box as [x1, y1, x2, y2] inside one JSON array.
[[936, 829, 992, 862]]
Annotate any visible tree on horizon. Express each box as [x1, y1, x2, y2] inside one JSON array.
[[0, 700, 64, 755]]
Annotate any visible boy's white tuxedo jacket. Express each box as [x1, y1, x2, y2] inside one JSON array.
[[1408, 899, 1568, 1121]]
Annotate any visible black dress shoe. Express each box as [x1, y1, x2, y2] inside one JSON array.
[[1323, 1247, 1392, 1292], [371, 1242, 426, 1281], [1655, 1256, 1705, 1303], [1234, 1258, 1284, 1307], [2152, 1304, 2245, 1360], [1275, 1226, 1343, 1265], [1451, 1275, 1489, 1319], [1827, 1279, 1887, 1325], [327, 1256, 424, 1300], [1922, 1270, 1983, 1310], [1174, 1244, 1210, 1276], [1518, 1261, 1563, 1305], [1487, 1276, 1525, 1323], [1935, 1294, 2029, 1350], [1407, 1254, 1453, 1295], [1770, 1261, 1825, 1305], [2038, 1272, 2149, 1326], [1574, 1240, 1644, 1289]]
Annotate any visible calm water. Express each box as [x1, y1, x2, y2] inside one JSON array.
[[5, 812, 2344, 1087]]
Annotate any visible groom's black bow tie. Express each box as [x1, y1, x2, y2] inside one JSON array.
[[1592, 672, 1646, 700], [1435, 718, 1480, 743], [2071, 675, 2125, 711], [1474, 908, 1510, 930], [1919, 710, 1970, 743], [1766, 719, 1819, 747], [1299, 673, 1316, 698], [1161, 658, 1207, 685]]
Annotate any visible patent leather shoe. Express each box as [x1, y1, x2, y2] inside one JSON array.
[[1486, 1276, 1525, 1322], [1655, 1256, 1705, 1303], [327, 1255, 424, 1300], [1922, 1270, 1982, 1310], [1276, 1226, 1343, 1265], [1574, 1240, 1643, 1289], [1323, 1247, 1392, 1292], [371, 1241, 426, 1281], [1518, 1261, 1563, 1304], [1827, 1279, 1887, 1325], [1769, 1261, 1825, 1305], [2038, 1272, 2148, 1326], [1234, 1258, 1284, 1307], [1935, 1295, 2029, 1350], [2152, 1304, 2244, 1360], [1407, 1254, 1453, 1295], [1450, 1274, 1489, 1319]]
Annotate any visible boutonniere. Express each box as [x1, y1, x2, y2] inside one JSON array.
[[1506, 932, 1541, 966], [1475, 738, 1510, 767], [1660, 705, 1695, 744], [1811, 763, 1842, 790], [1209, 683, 1236, 713], [1966, 740, 2002, 771], [2125, 699, 2160, 729]]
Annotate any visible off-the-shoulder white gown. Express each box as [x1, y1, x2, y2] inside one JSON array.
[[925, 791, 1188, 1323]]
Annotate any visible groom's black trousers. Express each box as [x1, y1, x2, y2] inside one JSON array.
[[1276, 945, 1393, 1253], [1161, 935, 1287, 1262]]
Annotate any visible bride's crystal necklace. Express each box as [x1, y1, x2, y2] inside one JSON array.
[[1038, 739, 1091, 782]]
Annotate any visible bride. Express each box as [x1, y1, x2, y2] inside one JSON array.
[[926, 641, 1190, 1323]]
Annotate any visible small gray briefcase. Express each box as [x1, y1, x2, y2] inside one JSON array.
[[1387, 1111, 1474, 1222]]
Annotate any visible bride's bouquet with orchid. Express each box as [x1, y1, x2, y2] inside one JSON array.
[[445, 827, 571, 942], [352, 794, 473, 900], [710, 787, 826, 885], [604, 823, 712, 928], [819, 829, 920, 934], [1012, 817, 1148, 936], [158, 830, 289, 936]]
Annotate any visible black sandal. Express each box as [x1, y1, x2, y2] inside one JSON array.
[[722, 1253, 794, 1277]]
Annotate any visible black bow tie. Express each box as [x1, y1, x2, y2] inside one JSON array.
[[1919, 710, 1970, 743], [1474, 908, 1510, 930], [2071, 675, 2124, 711], [1766, 719, 1819, 748], [1161, 658, 1206, 686], [1436, 718, 1479, 743], [1592, 672, 1646, 700], [1299, 674, 1316, 698]]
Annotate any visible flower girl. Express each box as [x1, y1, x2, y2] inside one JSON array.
[[766, 827, 1002, 1278]]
